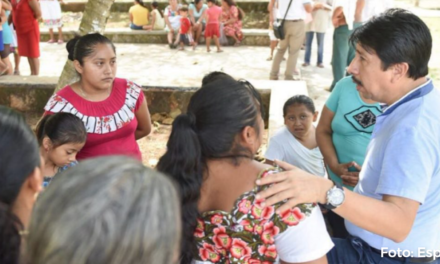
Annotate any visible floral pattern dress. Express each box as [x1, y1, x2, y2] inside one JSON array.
[[194, 168, 316, 263], [221, 5, 243, 40]]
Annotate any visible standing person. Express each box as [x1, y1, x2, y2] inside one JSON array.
[[26, 156, 181, 264], [267, 0, 279, 61], [40, 0, 64, 44], [189, 0, 208, 46], [177, 6, 195, 51], [44, 33, 152, 161], [0, 106, 43, 264], [265, 95, 326, 177], [143, 1, 165, 30], [204, 0, 222, 53], [269, 0, 312, 80], [257, 9, 440, 264], [128, 0, 149, 30], [10, 0, 41, 75], [329, 0, 364, 91], [164, 0, 181, 49], [157, 74, 333, 264], [302, 0, 332, 68], [221, 0, 243, 46], [316, 76, 380, 238], [1, 0, 13, 75]]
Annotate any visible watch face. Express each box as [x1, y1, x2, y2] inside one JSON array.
[[329, 188, 345, 206]]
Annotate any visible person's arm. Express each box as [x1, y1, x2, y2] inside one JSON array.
[[197, 8, 206, 24], [189, 6, 196, 24], [0, 10, 6, 25], [2, 0, 12, 11], [129, 12, 134, 23], [135, 98, 152, 140], [29, 0, 42, 19], [303, 2, 313, 13], [332, 6, 344, 27], [256, 161, 419, 243], [316, 106, 360, 187], [225, 6, 238, 24]]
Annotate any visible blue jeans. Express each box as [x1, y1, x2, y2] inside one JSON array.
[[130, 23, 143, 30], [304, 31, 325, 64], [328, 236, 440, 264]]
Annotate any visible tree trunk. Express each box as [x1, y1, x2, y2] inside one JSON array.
[[55, 0, 116, 91]]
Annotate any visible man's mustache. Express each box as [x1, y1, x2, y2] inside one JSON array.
[[352, 76, 363, 87]]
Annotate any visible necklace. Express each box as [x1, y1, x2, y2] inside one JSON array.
[[77, 84, 111, 99]]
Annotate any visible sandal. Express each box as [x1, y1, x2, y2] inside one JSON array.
[[57, 39, 64, 44], [47, 39, 55, 44]]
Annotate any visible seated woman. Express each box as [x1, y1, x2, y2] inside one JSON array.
[[44, 33, 152, 161], [189, 0, 208, 45], [316, 76, 381, 238], [143, 1, 165, 30], [0, 106, 42, 264], [157, 73, 333, 263], [221, 0, 243, 46], [26, 156, 181, 264], [129, 0, 149, 30]]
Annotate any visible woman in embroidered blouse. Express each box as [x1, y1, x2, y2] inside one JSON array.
[[157, 73, 333, 264], [221, 0, 243, 46], [44, 33, 152, 161]]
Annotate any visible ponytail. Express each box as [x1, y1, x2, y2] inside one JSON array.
[[152, 1, 164, 18], [157, 113, 203, 264], [0, 201, 24, 264]]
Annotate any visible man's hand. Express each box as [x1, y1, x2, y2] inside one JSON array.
[[341, 162, 362, 187], [256, 160, 334, 213]]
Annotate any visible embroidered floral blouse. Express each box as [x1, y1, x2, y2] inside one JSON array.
[[193, 168, 333, 264], [44, 78, 144, 161]]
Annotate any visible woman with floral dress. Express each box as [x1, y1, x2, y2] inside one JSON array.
[[221, 0, 243, 46], [44, 33, 152, 161], [157, 73, 333, 264]]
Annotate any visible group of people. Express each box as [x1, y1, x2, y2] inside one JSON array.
[[269, 0, 393, 84], [1, 7, 440, 264], [0, 0, 64, 76], [129, 0, 243, 51]]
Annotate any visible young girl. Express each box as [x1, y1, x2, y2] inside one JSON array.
[[40, 0, 64, 44], [44, 33, 152, 161], [128, 0, 149, 30], [36, 112, 87, 187], [204, 0, 222, 52], [143, 1, 165, 30], [265, 95, 326, 177], [157, 74, 332, 263]]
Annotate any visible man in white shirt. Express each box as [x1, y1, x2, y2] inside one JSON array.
[[269, 0, 313, 80]]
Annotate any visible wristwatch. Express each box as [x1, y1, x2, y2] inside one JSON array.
[[323, 182, 345, 210]]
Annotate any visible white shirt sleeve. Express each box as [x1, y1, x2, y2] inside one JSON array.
[[264, 138, 285, 162], [275, 207, 334, 263]]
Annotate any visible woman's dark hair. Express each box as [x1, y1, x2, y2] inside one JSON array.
[[350, 8, 432, 80], [283, 95, 315, 117], [157, 74, 264, 264], [135, 0, 147, 8], [152, 1, 164, 18], [0, 106, 40, 264], [66, 33, 116, 65], [36, 113, 87, 148], [201, 71, 234, 86]]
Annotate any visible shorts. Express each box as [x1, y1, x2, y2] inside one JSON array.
[[0, 44, 11, 58], [205, 23, 220, 38], [268, 29, 279, 41], [179, 34, 193, 45], [130, 23, 144, 30]]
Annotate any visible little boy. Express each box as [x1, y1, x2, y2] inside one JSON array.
[[178, 6, 195, 50], [204, 0, 222, 52]]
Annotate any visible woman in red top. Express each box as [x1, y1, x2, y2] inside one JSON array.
[[44, 33, 152, 161], [10, 0, 41, 75]]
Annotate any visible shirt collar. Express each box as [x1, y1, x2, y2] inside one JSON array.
[[381, 79, 433, 116]]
